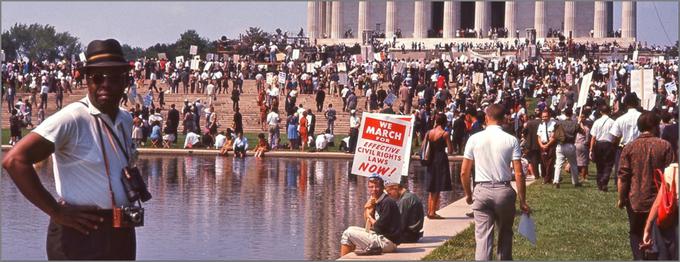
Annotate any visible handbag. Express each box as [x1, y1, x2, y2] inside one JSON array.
[[420, 131, 432, 166], [655, 168, 678, 229]]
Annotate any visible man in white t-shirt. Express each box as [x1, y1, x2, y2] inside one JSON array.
[[2, 39, 139, 259], [267, 108, 281, 149], [39, 83, 49, 110]]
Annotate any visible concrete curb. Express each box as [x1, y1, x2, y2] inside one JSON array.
[[1, 145, 465, 161], [337, 178, 536, 261]]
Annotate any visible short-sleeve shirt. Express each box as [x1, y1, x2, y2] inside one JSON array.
[[464, 125, 521, 182], [610, 108, 641, 146], [31, 97, 133, 208], [536, 119, 556, 143], [590, 115, 615, 142]]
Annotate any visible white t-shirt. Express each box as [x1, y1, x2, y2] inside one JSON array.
[[267, 111, 280, 126], [32, 97, 133, 208], [464, 125, 521, 182]]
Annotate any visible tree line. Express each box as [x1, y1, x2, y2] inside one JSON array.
[[2, 23, 281, 63]]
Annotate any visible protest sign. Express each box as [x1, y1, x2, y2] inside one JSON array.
[[337, 62, 347, 72], [630, 69, 655, 110], [206, 53, 214, 61], [577, 72, 593, 108], [351, 113, 414, 183], [266, 72, 274, 85], [275, 53, 286, 61], [189, 45, 198, 55], [306, 63, 315, 73], [190, 60, 199, 71], [176, 56, 184, 64], [79, 52, 86, 62], [665, 82, 677, 94], [292, 49, 300, 60], [384, 93, 397, 106], [157, 53, 167, 60], [338, 72, 348, 86], [473, 72, 484, 85], [278, 72, 286, 84]]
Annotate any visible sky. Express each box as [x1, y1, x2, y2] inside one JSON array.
[[1, 1, 678, 49]]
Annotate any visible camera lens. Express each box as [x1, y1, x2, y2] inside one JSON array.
[[129, 211, 142, 223]]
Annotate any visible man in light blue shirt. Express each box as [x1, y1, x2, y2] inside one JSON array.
[[233, 132, 248, 158]]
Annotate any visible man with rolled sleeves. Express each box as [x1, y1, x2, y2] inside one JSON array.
[[2, 39, 139, 259], [537, 110, 557, 184]]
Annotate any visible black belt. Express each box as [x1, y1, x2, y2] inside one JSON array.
[[475, 181, 511, 186]]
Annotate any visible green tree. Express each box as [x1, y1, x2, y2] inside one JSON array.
[[241, 27, 271, 48], [172, 29, 214, 59], [121, 44, 145, 61], [1, 23, 82, 62]]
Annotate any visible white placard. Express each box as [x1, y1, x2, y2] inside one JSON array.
[[278, 72, 286, 84], [632, 50, 639, 62], [189, 45, 198, 55], [292, 49, 300, 60], [157, 53, 167, 60], [306, 63, 315, 73], [266, 72, 274, 85], [350, 113, 414, 184], [577, 72, 593, 108], [337, 62, 347, 72], [79, 52, 86, 62], [175, 56, 184, 64], [630, 69, 655, 110]]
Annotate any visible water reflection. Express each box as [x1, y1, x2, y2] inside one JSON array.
[[2, 155, 462, 260]]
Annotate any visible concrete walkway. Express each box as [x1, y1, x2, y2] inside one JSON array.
[[338, 177, 536, 261]]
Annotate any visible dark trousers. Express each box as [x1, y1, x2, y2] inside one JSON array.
[[593, 141, 616, 190], [625, 205, 650, 260], [47, 210, 136, 260], [526, 149, 541, 178], [349, 127, 359, 153], [540, 146, 556, 183], [316, 101, 323, 112]]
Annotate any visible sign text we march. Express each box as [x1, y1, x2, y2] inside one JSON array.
[[351, 113, 414, 184]]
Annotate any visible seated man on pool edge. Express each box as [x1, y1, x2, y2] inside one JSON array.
[[340, 174, 401, 256], [385, 180, 425, 243]]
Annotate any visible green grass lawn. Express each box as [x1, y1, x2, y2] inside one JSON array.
[[424, 166, 631, 261]]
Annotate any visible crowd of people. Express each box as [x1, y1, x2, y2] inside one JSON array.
[[2, 32, 679, 260]]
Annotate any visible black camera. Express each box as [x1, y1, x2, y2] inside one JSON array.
[[113, 206, 144, 228], [121, 166, 152, 202]]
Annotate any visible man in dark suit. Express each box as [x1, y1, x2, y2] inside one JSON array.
[[523, 113, 542, 179], [166, 104, 180, 143]]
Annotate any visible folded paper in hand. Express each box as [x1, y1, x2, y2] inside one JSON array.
[[518, 213, 536, 246]]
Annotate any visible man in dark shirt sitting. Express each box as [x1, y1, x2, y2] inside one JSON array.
[[385, 181, 424, 243], [340, 175, 401, 256]]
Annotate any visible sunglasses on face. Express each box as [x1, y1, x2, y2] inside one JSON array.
[[87, 72, 128, 85]]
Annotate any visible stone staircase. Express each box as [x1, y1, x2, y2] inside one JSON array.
[[3, 79, 402, 135]]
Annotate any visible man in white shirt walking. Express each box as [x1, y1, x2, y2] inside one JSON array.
[[610, 93, 642, 187], [461, 104, 530, 260], [590, 104, 617, 191]]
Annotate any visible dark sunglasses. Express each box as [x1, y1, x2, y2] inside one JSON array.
[[87, 72, 128, 85]]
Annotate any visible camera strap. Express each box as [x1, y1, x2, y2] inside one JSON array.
[[94, 115, 118, 210], [77, 101, 130, 162]]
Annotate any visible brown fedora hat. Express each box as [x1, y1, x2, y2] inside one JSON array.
[[83, 39, 132, 69]]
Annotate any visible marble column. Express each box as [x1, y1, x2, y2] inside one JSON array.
[[307, 1, 317, 39], [443, 1, 460, 38], [413, 0, 426, 38], [593, 1, 607, 38], [358, 0, 368, 39], [385, 0, 396, 38], [564, 1, 575, 38], [318, 1, 327, 37], [534, 0, 546, 38], [325, 1, 333, 38], [504, 1, 516, 38], [621, 1, 637, 38], [331, 0, 342, 39], [474, 1, 490, 38]]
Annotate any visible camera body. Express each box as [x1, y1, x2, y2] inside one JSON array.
[[113, 206, 145, 228]]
